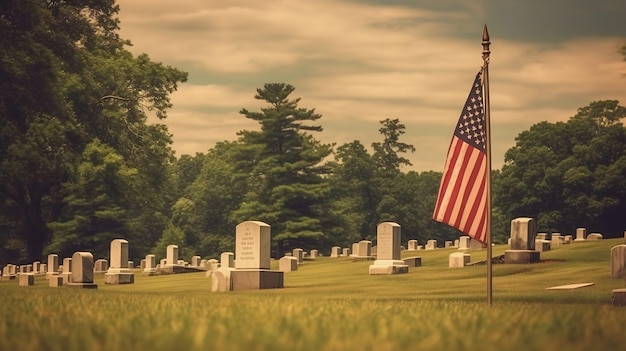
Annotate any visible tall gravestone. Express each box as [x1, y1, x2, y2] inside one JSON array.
[[610, 245, 626, 279], [143, 254, 157, 275], [61, 257, 72, 284], [575, 227, 586, 241], [330, 246, 341, 258], [221, 252, 234, 268], [369, 222, 408, 275], [228, 221, 283, 290], [32, 261, 41, 274], [505, 217, 540, 264], [459, 236, 470, 250], [351, 243, 359, 257], [67, 252, 98, 289], [105, 239, 135, 284], [292, 248, 304, 264], [46, 254, 59, 280], [407, 240, 418, 251], [166, 245, 179, 266]]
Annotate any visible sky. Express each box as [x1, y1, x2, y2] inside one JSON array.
[[115, 0, 626, 172]]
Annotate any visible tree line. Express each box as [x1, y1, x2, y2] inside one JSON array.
[[1, 2, 625, 264]]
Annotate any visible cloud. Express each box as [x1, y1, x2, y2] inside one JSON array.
[[118, 0, 626, 172]]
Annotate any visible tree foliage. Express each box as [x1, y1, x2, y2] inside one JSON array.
[[231, 83, 334, 254], [495, 100, 626, 236], [0, 1, 187, 263]]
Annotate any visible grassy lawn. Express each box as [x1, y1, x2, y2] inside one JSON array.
[[1, 238, 625, 351]]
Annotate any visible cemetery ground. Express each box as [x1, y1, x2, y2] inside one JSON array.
[[1, 239, 625, 351]]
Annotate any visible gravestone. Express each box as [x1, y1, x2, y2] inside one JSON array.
[[468, 238, 485, 250], [587, 233, 603, 240], [143, 254, 157, 275], [67, 252, 98, 289], [221, 252, 235, 268], [105, 239, 135, 284], [535, 239, 551, 252], [46, 254, 59, 280], [166, 245, 179, 266], [211, 267, 234, 292], [49, 275, 64, 287], [575, 227, 586, 241], [94, 259, 108, 273], [505, 217, 540, 264], [425, 240, 437, 250], [459, 236, 470, 250], [61, 257, 72, 284], [139, 259, 146, 270], [292, 248, 304, 264], [32, 261, 40, 274], [19, 273, 34, 286], [369, 222, 409, 275], [351, 243, 359, 257], [551, 233, 562, 247], [563, 235, 572, 244], [341, 248, 351, 257], [610, 245, 626, 279], [279, 256, 298, 272], [309, 249, 318, 259], [191, 256, 201, 267], [445, 241, 452, 248], [229, 221, 283, 290], [353, 240, 373, 260], [1, 265, 16, 281], [536, 233, 547, 241], [449, 252, 470, 268], [330, 246, 341, 258], [407, 240, 418, 251], [404, 257, 422, 267]]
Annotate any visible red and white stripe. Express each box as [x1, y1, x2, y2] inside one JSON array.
[[433, 135, 488, 243]]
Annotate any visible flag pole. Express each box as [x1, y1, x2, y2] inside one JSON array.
[[481, 25, 493, 305]]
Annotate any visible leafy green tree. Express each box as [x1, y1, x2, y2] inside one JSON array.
[[47, 140, 138, 259], [232, 83, 333, 255], [495, 100, 626, 236], [0, 1, 187, 262], [151, 221, 192, 262], [372, 118, 416, 172], [327, 141, 378, 244]]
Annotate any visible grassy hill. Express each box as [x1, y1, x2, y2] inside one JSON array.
[[1, 238, 625, 351]]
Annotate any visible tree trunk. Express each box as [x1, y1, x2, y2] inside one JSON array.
[[17, 185, 50, 263]]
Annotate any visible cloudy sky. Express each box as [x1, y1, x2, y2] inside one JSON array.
[[116, 0, 626, 172]]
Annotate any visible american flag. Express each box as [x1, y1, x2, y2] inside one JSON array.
[[432, 71, 488, 243]]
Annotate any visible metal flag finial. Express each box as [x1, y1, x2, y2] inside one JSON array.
[[482, 25, 491, 63]]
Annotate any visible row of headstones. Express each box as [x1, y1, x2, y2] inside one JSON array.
[[7, 239, 136, 288], [509, 227, 605, 253], [327, 236, 483, 259], [141, 244, 228, 275], [12, 251, 101, 288]]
